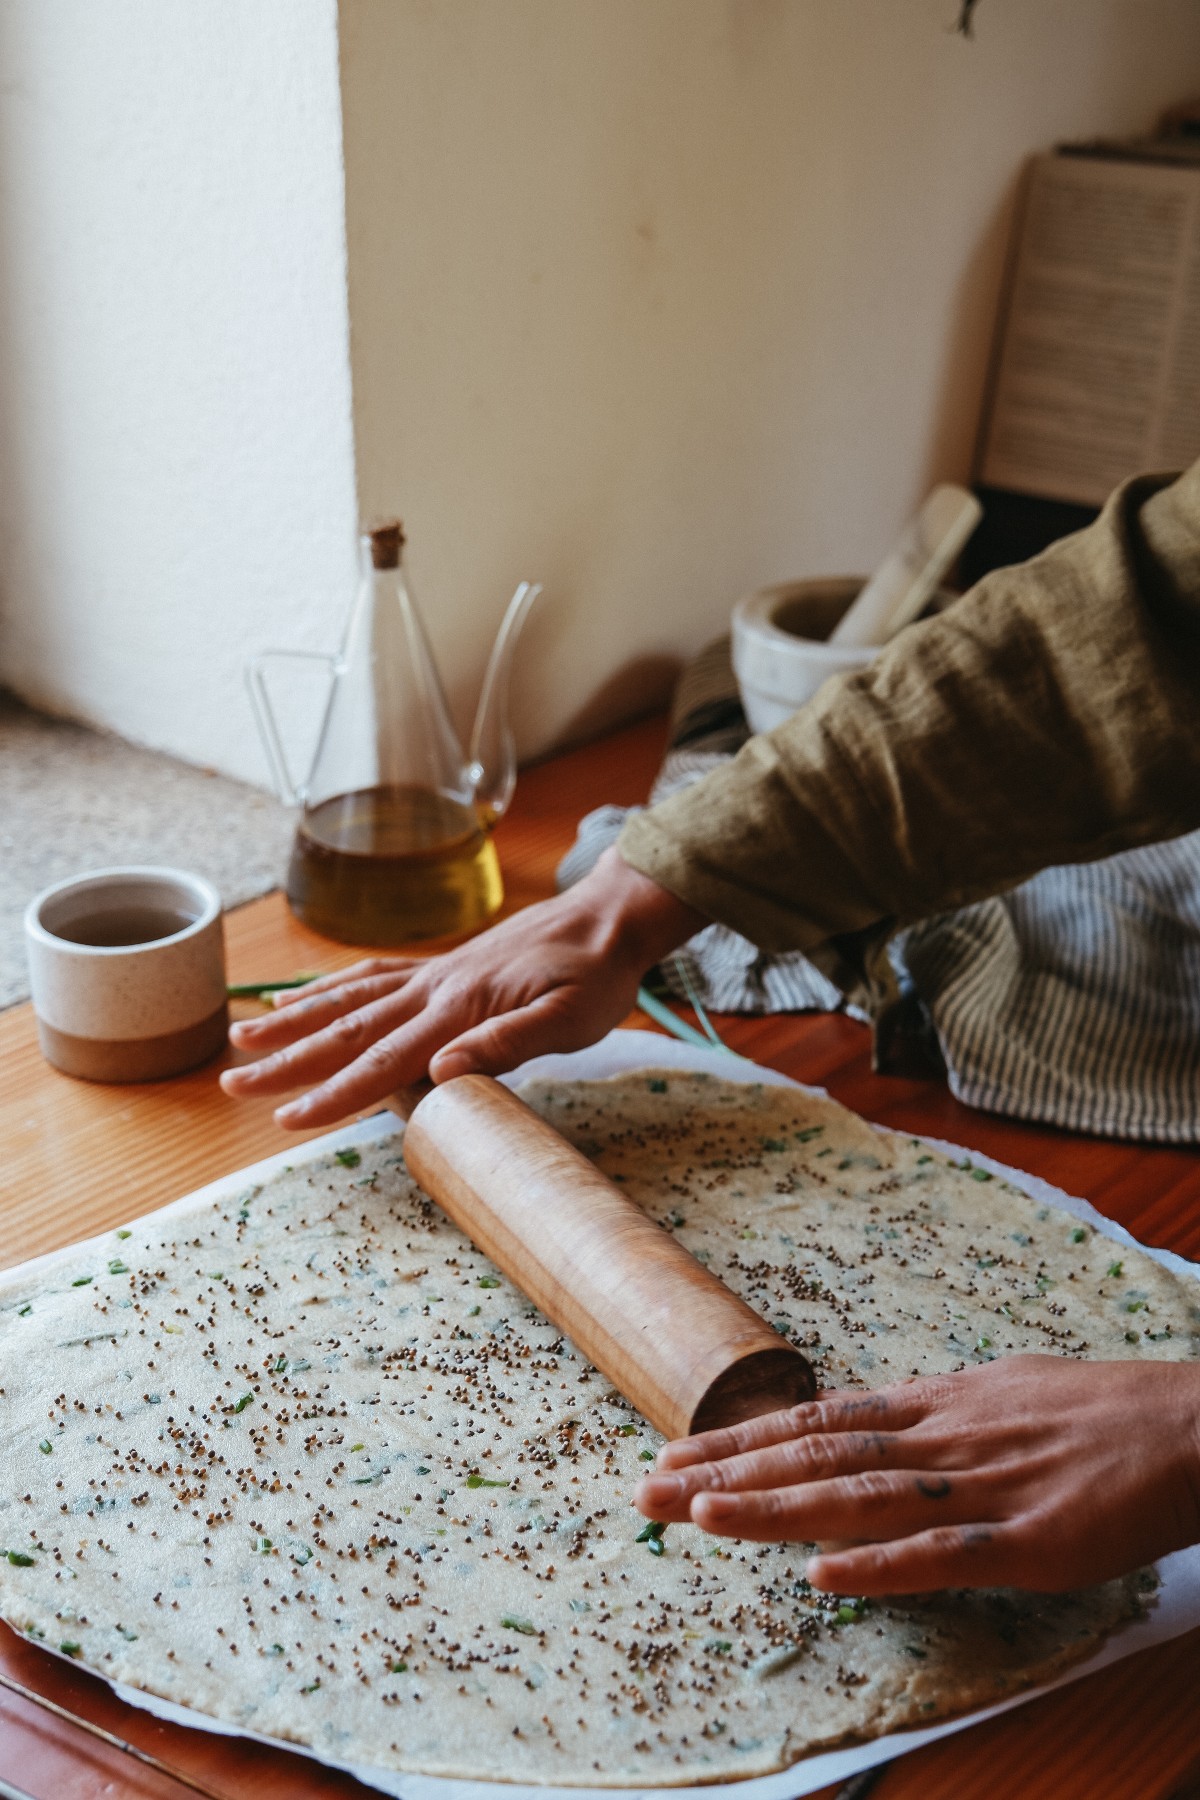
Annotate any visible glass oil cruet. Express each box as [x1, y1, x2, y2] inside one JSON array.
[[247, 521, 541, 945]]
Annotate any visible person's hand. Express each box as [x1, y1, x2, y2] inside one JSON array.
[[634, 1355, 1200, 1594], [219, 848, 704, 1129]]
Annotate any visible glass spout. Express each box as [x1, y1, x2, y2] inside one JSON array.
[[467, 582, 543, 828]]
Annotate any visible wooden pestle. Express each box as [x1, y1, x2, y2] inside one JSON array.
[[393, 1073, 815, 1441]]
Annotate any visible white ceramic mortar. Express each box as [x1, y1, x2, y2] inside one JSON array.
[[731, 577, 876, 735]]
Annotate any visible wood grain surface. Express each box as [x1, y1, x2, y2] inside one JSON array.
[[1, 710, 1198, 1800]]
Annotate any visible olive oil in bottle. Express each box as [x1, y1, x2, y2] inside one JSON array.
[[249, 518, 540, 948], [287, 784, 503, 944]]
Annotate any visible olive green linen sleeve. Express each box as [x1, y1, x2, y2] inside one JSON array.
[[618, 463, 1200, 976]]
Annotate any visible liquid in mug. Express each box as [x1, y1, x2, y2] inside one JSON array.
[[286, 784, 503, 945], [52, 906, 198, 947]]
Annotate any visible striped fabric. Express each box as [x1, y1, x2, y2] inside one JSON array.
[[901, 836, 1200, 1144], [559, 641, 1200, 1144]]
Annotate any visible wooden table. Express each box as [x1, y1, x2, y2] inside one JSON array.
[[1, 713, 1198, 1800]]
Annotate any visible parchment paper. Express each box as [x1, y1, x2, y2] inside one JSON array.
[[13, 1030, 1200, 1797]]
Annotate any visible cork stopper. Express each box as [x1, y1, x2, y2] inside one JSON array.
[[368, 520, 405, 570]]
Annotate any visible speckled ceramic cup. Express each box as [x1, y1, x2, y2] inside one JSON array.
[[24, 867, 227, 1082]]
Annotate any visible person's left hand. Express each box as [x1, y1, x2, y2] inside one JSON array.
[[633, 1354, 1200, 1594], [220, 848, 703, 1128]]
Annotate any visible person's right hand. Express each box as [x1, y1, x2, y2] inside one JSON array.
[[633, 1355, 1200, 1594], [219, 847, 705, 1130]]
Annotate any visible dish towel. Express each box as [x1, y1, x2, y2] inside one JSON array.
[[558, 639, 1200, 1145]]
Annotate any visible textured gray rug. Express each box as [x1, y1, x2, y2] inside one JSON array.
[[0, 690, 294, 1008]]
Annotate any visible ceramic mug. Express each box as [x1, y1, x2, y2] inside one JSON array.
[[24, 866, 227, 1082]]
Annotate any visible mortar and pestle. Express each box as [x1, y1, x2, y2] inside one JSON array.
[[732, 485, 982, 734]]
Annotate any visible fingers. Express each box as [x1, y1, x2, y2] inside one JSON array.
[[686, 1468, 988, 1546], [269, 958, 414, 1008], [655, 1385, 938, 1474], [261, 983, 617, 1129], [633, 1360, 1200, 1594], [429, 989, 610, 1082], [227, 971, 414, 1057], [637, 1429, 915, 1524], [223, 986, 428, 1104], [807, 1521, 1019, 1596], [273, 1009, 457, 1128]]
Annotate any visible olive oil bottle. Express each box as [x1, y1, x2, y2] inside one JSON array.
[[248, 521, 540, 947]]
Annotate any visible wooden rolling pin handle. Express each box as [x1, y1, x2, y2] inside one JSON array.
[[398, 1074, 815, 1441]]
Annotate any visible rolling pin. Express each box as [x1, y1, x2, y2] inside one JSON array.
[[393, 1073, 815, 1441]]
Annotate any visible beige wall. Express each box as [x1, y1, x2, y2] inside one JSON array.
[[340, 0, 1200, 761], [0, 1, 359, 783], [1, 2, 1195, 786]]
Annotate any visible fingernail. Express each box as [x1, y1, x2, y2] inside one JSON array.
[[275, 1102, 310, 1127], [656, 1442, 701, 1471], [636, 1473, 683, 1507], [694, 1492, 737, 1521]]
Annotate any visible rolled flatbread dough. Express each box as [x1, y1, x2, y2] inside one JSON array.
[[0, 1070, 1192, 1785]]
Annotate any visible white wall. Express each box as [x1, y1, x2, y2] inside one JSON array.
[[339, 0, 1200, 761], [0, 0, 359, 783], [1, 0, 1198, 784]]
